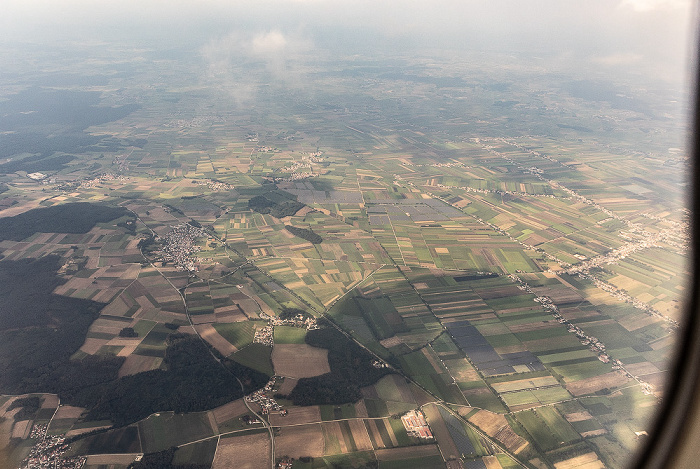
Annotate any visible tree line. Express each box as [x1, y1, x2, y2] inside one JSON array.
[[289, 320, 391, 406]]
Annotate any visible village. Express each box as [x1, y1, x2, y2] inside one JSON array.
[[253, 311, 320, 346], [510, 274, 656, 396], [156, 222, 209, 272], [245, 376, 287, 417], [21, 425, 85, 469]]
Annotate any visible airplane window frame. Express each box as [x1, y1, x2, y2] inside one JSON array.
[[632, 22, 699, 469]]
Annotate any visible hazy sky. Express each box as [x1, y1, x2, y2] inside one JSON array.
[[1, 0, 695, 84]]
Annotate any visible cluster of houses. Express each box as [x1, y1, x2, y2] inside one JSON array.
[[253, 325, 274, 346], [401, 410, 433, 439], [245, 377, 287, 416], [260, 311, 319, 330], [29, 423, 48, 439], [254, 311, 320, 346], [241, 414, 262, 425], [77, 172, 128, 189], [371, 359, 389, 369], [511, 274, 656, 396], [158, 223, 209, 272], [193, 179, 234, 192], [21, 433, 85, 469]]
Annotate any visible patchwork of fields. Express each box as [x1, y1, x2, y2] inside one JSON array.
[[0, 43, 687, 469]]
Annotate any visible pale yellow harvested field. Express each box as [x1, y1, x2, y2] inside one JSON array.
[[493, 344, 527, 354], [89, 325, 120, 335], [90, 288, 123, 303], [492, 376, 559, 393], [423, 404, 459, 460], [177, 325, 198, 335], [275, 423, 324, 458], [65, 425, 111, 438], [54, 406, 84, 420], [79, 338, 108, 355], [86, 454, 140, 465], [116, 343, 140, 357], [212, 399, 248, 425], [92, 317, 131, 330], [41, 395, 59, 409], [374, 444, 441, 461], [195, 324, 237, 356], [380, 336, 403, 348], [508, 321, 560, 333], [118, 355, 163, 377], [484, 455, 504, 469], [566, 371, 630, 396], [553, 452, 604, 469], [581, 429, 607, 438], [564, 411, 593, 423], [272, 344, 330, 379], [107, 336, 144, 347], [469, 409, 529, 454], [212, 432, 271, 469], [269, 405, 321, 426], [625, 362, 661, 377]]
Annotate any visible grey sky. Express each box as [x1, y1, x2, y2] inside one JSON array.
[[1, 0, 694, 85]]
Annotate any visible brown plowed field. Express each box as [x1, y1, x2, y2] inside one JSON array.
[[269, 405, 321, 426], [195, 324, 237, 356], [272, 344, 330, 378], [212, 432, 271, 469], [118, 355, 163, 377], [212, 399, 248, 425], [566, 371, 630, 396], [275, 423, 324, 458]]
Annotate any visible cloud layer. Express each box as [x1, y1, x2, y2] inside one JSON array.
[[0, 0, 694, 85]]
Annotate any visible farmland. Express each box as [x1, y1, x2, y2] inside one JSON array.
[[0, 26, 688, 469]]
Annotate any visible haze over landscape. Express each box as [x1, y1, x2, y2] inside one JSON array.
[[0, 1, 694, 468]]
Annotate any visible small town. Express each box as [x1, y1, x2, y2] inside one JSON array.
[[259, 311, 319, 330], [254, 311, 320, 346], [157, 223, 209, 272], [21, 428, 85, 469], [193, 178, 235, 192], [253, 324, 274, 346], [245, 377, 287, 416]]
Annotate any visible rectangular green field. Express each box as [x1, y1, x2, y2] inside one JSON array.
[[274, 325, 308, 344], [138, 411, 216, 453]]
